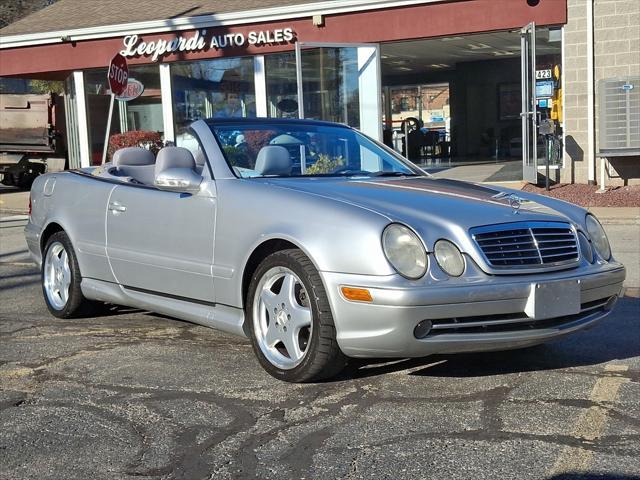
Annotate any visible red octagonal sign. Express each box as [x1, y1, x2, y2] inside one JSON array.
[[107, 53, 129, 96]]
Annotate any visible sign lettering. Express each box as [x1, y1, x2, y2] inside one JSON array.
[[536, 69, 552, 80], [121, 28, 296, 62]]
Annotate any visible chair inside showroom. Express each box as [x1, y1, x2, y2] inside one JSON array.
[[112, 147, 156, 185]]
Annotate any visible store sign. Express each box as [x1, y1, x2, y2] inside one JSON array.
[[116, 78, 144, 101], [120, 28, 296, 62]]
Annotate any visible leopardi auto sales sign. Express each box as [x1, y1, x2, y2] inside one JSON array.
[[120, 28, 296, 62]]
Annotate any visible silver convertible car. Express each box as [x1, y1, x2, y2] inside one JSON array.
[[26, 119, 625, 382]]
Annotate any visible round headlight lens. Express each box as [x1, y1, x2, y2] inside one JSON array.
[[577, 231, 594, 264], [586, 214, 611, 260], [434, 240, 465, 277], [382, 224, 428, 279]]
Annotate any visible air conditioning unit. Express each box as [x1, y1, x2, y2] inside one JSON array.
[[598, 77, 640, 156]]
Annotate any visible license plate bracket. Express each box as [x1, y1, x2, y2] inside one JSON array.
[[524, 279, 581, 320]]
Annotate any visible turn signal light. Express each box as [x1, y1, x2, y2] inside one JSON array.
[[341, 286, 373, 302]]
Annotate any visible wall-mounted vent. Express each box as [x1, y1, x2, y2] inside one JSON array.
[[598, 77, 640, 156]]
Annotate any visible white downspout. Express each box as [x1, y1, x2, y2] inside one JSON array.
[[587, 0, 596, 185]]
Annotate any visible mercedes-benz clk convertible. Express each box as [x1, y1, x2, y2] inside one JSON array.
[[25, 119, 625, 382]]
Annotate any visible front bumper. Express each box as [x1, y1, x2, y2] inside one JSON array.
[[320, 262, 626, 358]]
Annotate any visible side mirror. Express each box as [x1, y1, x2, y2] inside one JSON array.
[[154, 167, 202, 193]]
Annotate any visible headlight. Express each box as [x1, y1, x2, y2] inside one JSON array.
[[434, 240, 465, 277], [577, 231, 594, 264], [586, 214, 611, 260], [382, 224, 427, 279]]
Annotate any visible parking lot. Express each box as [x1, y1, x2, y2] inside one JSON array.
[[1, 214, 639, 480]]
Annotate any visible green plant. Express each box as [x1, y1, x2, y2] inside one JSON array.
[[306, 154, 345, 174], [222, 145, 250, 168]]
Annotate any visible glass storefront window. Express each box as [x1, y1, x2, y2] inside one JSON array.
[[265, 52, 299, 118], [84, 65, 162, 165], [171, 57, 256, 141], [298, 47, 360, 129]]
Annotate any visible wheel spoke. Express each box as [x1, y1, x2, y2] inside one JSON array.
[[264, 318, 281, 347], [279, 273, 297, 307], [281, 327, 303, 362], [289, 304, 312, 331], [60, 284, 69, 304], [260, 289, 279, 315], [60, 250, 68, 268]]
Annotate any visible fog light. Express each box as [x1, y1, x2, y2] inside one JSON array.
[[341, 286, 373, 302], [414, 319, 433, 339]]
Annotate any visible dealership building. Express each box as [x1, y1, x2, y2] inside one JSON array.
[[1, 0, 638, 185]]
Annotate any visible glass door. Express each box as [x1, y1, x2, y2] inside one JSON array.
[[521, 22, 538, 183], [295, 42, 382, 141]]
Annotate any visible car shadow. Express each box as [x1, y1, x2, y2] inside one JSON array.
[[334, 296, 640, 382], [548, 475, 640, 480]]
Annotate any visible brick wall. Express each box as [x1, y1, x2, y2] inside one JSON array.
[[562, 0, 640, 185]]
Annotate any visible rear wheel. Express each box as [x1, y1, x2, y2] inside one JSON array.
[[42, 231, 95, 318], [247, 249, 345, 382]]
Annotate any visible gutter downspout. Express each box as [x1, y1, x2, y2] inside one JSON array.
[[587, 0, 596, 185]]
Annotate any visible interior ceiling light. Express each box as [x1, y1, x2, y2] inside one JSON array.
[[395, 66, 413, 71], [441, 36, 464, 41], [430, 63, 450, 68], [492, 50, 515, 56]]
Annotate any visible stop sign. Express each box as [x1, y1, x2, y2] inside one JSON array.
[[107, 53, 129, 96]]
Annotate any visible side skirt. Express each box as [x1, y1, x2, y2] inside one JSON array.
[[81, 278, 246, 337]]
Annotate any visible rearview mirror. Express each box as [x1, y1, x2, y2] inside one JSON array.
[[154, 167, 202, 194]]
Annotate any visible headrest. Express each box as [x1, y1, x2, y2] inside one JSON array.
[[254, 145, 291, 176], [113, 147, 155, 167], [155, 147, 196, 176]]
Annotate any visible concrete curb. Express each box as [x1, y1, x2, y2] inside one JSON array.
[[0, 209, 29, 216]]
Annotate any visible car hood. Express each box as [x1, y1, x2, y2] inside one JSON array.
[[266, 176, 583, 251]]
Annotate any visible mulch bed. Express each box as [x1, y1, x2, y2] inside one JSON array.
[[521, 183, 640, 208]]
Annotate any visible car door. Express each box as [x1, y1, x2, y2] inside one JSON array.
[[105, 179, 216, 303]]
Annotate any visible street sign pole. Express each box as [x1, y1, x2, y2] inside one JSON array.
[[101, 93, 115, 165], [101, 53, 129, 165]]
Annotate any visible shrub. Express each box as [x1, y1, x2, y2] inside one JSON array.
[[306, 154, 345, 174], [107, 130, 163, 161]]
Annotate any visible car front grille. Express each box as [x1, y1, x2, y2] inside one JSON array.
[[414, 297, 615, 338], [470, 221, 579, 269]]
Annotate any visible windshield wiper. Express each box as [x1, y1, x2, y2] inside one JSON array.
[[371, 171, 418, 177]]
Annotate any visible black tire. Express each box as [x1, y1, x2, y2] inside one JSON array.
[[246, 249, 346, 382], [42, 231, 97, 318]]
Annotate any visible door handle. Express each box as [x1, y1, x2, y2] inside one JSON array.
[[108, 202, 127, 213]]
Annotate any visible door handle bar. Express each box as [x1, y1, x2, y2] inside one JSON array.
[[108, 202, 127, 213]]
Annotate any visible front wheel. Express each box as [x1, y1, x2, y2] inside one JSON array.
[[247, 249, 346, 382], [42, 231, 96, 318]]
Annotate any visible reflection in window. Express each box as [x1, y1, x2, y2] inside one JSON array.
[[209, 122, 417, 178], [298, 47, 360, 129], [84, 65, 162, 165], [265, 52, 299, 118], [171, 58, 256, 137]]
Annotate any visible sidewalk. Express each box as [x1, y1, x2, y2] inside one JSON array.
[[0, 188, 29, 215]]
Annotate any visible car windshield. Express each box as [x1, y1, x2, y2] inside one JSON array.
[[207, 121, 422, 178]]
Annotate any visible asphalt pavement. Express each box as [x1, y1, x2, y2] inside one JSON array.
[[1, 215, 639, 480]]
